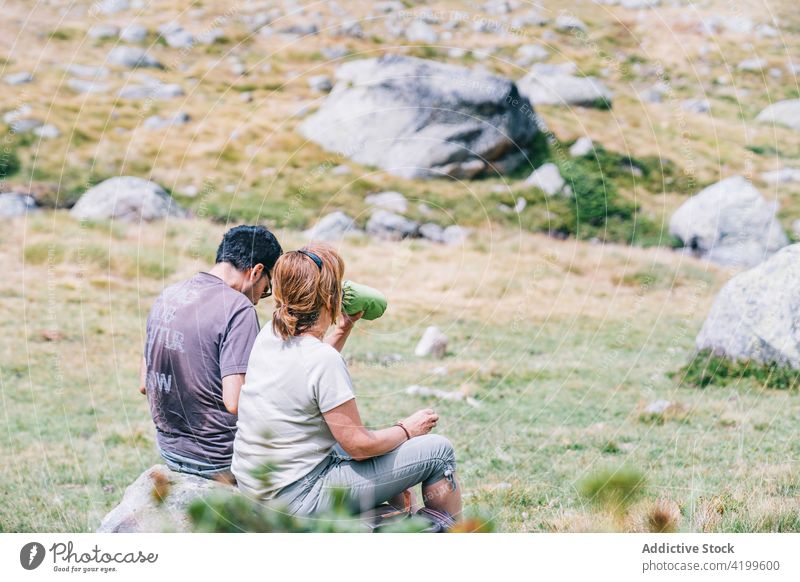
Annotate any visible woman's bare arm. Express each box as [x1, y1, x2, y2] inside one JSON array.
[[322, 400, 439, 461]]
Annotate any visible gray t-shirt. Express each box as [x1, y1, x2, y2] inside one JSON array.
[[145, 272, 260, 468]]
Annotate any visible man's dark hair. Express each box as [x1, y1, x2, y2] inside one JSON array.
[[215, 225, 283, 273]]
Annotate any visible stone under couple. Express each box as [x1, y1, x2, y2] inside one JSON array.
[[140, 225, 462, 527]]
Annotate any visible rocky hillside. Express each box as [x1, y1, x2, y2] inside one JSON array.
[[1, 0, 799, 248]]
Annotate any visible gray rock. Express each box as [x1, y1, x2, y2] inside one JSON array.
[[4, 72, 33, 85], [299, 55, 541, 180], [64, 64, 109, 78], [569, 136, 594, 157], [0, 193, 36, 218], [516, 44, 549, 66], [108, 46, 163, 69], [308, 75, 333, 93], [620, 0, 660, 7], [643, 399, 672, 415], [97, 465, 234, 533], [119, 82, 183, 100], [669, 176, 788, 267], [518, 63, 612, 108], [442, 225, 469, 245], [681, 98, 711, 114], [554, 15, 587, 32], [34, 124, 60, 139], [143, 112, 190, 129], [162, 26, 194, 49], [304, 211, 360, 241], [88, 24, 120, 39], [414, 326, 448, 358], [419, 222, 445, 243], [10, 118, 43, 133], [756, 99, 800, 132], [738, 58, 766, 72], [196, 28, 224, 45], [120, 24, 148, 43], [405, 20, 439, 43], [95, 0, 130, 15], [762, 168, 800, 184], [525, 162, 565, 196], [330, 164, 352, 175], [364, 191, 407, 213], [367, 210, 419, 241], [67, 78, 110, 94], [695, 244, 800, 369], [70, 176, 186, 222]]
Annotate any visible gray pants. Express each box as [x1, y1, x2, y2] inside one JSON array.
[[276, 434, 457, 516]]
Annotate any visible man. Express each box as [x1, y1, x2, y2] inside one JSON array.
[[140, 225, 282, 480], [141, 225, 363, 480]]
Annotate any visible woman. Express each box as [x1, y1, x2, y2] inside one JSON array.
[[231, 243, 461, 522]]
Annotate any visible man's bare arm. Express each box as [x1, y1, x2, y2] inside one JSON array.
[[222, 374, 245, 415]]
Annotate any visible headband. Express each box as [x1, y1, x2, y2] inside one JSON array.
[[297, 249, 323, 271]]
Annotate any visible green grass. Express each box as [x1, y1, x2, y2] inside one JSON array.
[[675, 349, 800, 391], [2, 213, 800, 533]]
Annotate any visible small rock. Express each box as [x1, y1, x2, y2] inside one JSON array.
[[555, 15, 587, 32], [762, 168, 800, 183], [419, 222, 445, 243], [525, 162, 565, 196], [331, 164, 351, 175], [88, 24, 120, 39], [364, 191, 407, 213], [737, 58, 766, 72], [4, 72, 33, 85], [67, 79, 110, 94], [95, 0, 129, 15], [405, 20, 439, 43], [143, 112, 190, 129], [64, 64, 109, 79], [442, 225, 469, 245], [119, 24, 148, 43], [119, 83, 183, 100], [108, 46, 163, 69], [681, 98, 710, 114], [757, 99, 800, 132], [366, 210, 419, 241], [414, 326, 448, 358], [33, 124, 60, 139], [514, 198, 527, 213], [308, 75, 333, 93], [10, 118, 43, 133], [0, 193, 37, 218], [304, 211, 360, 241], [569, 136, 594, 157]]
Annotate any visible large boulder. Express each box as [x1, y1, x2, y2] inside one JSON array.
[[696, 244, 800, 368], [299, 55, 541, 180], [668, 176, 788, 267], [70, 176, 186, 222], [97, 465, 235, 533], [517, 63, 612, 109], [756, 99, 800, 131]]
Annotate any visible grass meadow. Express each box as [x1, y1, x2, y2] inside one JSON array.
[[3, 212, 800, 532]]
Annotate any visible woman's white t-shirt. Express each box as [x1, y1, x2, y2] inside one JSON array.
[[231, 321, 356, 499]]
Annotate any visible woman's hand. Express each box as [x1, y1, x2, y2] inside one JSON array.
[[401, 408, 439, 438]]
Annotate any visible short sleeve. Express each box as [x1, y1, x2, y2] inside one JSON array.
[[220, 305, 260, 377], [316, 351, 356, 413]]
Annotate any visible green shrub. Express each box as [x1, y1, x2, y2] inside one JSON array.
[[580, 467, 646, 517], [0, 143, 21, 178], [674, 349, 800, 390]]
